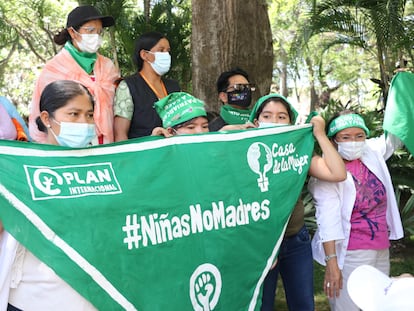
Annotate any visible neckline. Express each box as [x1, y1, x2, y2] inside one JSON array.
[[139, 72, 168, 99]]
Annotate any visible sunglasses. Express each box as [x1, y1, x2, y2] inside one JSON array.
[[225, 84, 256, 92]]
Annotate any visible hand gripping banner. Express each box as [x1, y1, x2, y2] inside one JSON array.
[[0, 125, 313, 311]]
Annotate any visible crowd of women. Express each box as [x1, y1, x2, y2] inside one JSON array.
[[0, 4, 411, 311]]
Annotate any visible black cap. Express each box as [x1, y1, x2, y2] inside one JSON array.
[[66, 5, 115, 29]]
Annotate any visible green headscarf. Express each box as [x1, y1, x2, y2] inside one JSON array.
[[249, 94, 298, 124], [327, 113, 370, 137], [154, 92, 207, 128]]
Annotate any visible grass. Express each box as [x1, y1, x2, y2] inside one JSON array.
[[273, 237, 414, 311]]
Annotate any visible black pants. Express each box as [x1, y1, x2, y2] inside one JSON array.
[[7, 304, 23, 311]]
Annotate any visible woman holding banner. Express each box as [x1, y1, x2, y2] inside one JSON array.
[[308, 110, 404, 311], [249, 94, 347, 311], [2, 80, 98, 311]]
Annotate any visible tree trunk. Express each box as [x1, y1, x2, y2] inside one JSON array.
[[144, 0, 151, 24], [279, 47, 288, 97], [191, 0, 273, 112], [305, 57, 318, 111]]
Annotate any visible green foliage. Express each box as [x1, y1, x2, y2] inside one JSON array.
[[0, 0, 78, 112], [303, 0, 414, 102], [396, 187, 414, 236], [80, 0, 192, 88]]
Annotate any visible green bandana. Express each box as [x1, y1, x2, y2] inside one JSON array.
[[220, 105, 251, 125], [65, 41, 97, 74], [327, 113, 370, 137], [249, 94, 298, 124], [154, 92, 207, 128]]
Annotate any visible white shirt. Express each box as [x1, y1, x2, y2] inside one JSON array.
[[308, 134, 404, 269], [6, 243, 97, 311]]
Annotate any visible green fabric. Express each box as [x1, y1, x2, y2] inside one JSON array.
[[64, 41, 97, 74], [249, 94, 298, 124], [327, 113, 370, 138], [220, 105, 251, 125], [0, 125, 314, 310], [154, 92, 206, 128], [305, 111, 319, 124], [384, 71, 414, 155]]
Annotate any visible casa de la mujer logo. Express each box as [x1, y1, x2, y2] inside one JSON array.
[[24, 162, 122, 200], [246, 141, 310, 192]]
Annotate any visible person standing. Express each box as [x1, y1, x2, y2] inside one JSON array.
[[309, 111, 404, 310], [113, 31, 180, 141], [29, 5, 119, 144], [209, 68, 256, 131], [3, 80, 98, 311], [249, 94, 346, 311]]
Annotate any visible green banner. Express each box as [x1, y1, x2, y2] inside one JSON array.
[[384, 71, 414, 155], [0, 125, 313, 311]]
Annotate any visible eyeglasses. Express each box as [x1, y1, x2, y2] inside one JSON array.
[[78, 26, 105, 35], [225, 84, 256, 92]]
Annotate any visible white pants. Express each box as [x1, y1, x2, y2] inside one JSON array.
[[329, 249, 389, 311]]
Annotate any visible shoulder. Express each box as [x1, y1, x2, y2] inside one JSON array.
[[208, 116, 227, 132], [162, 78, 180, 91]]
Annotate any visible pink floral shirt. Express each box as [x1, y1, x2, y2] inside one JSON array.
[[346, 159, 389, 250]]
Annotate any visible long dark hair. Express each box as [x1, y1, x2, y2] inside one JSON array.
[[133, 31, 167, 72], [36, 80, 94, 132]]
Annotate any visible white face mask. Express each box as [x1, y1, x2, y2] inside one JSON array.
[[336, 141, 365, 161], [76, 33, 103, 53], [51, 120, 96, 148], [258, 122, 288, 129], [148, 51, 171, 75]]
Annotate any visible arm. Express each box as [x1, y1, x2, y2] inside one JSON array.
[[308, 116, 347, 182], [113, 81, 133, 142], [323, 241, 342, 298], [114, 116, 131, 142], [0, 105, 17, 140]]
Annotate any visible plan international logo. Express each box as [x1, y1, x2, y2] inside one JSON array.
[[24, 162, 122, 200]]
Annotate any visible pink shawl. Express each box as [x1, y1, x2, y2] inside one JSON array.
[[29, 49, 119, 144]]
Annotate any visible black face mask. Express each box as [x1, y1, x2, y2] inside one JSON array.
[[227, 88, 252, 108]]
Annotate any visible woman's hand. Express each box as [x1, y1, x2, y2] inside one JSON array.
[[309, 115, 326, 139], [324, 258, 343, 298], [219, 122, 256, 131], [151, 127, 172, 137]]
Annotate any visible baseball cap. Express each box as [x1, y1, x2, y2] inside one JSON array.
[[66, 5, 115, 29], [347, 264, 414, 311]]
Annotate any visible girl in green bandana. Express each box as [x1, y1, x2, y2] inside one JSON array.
[[250, 93, 347, 311], [153, 92, 209, 136]]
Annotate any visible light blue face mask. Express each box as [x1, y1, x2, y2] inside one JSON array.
[[258, 122, 289, 129], [147, 51, 171, 76], [51, 120, 96, 148]]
